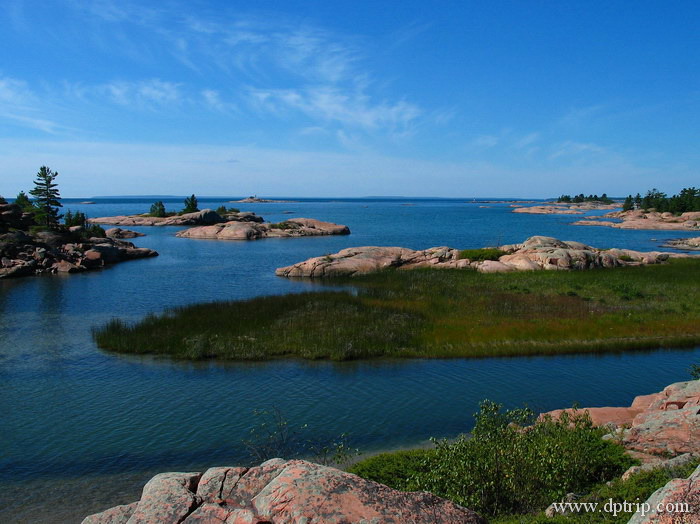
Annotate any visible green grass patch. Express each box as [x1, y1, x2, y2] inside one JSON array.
[[93, 259, 700, 360], [457, 247, 507, 261]]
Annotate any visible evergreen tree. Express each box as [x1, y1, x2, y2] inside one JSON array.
[[15, 191, 34, 212], [622, 195, 634, 211], [150, 201, 167, 217], [183, 194, 199, 213], [29, 166, 62, 228]]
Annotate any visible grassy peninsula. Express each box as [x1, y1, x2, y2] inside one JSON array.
[[94, 259, 700, 360]]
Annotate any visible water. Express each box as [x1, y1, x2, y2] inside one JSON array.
[[2, 198, 699, 522]]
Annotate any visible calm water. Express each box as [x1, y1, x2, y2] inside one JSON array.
[[2, 198, 699, 522]]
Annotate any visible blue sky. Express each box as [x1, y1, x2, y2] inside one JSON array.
[[1, 0, 698, 197]]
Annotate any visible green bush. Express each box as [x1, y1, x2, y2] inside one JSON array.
[[182, 194, 199, 214], [269, 221, 300, 230], [347, 449, 434, 491], [215, 205, 240, 215], [458, 247, 506, 261], [149, 201, 167, 217], [414, 401, 633, 517]]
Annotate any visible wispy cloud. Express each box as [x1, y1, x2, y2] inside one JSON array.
[[550, 140, 606, 159], [0, 76, 65, 134]]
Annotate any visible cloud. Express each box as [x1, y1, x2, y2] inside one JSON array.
[[0, 76, 65, 134], [514, 132, 540, 149], [100, 79, 182, 106], [471, 135, 500, 148], [549, 140, 606, 159], [250, 86, 420, 134]]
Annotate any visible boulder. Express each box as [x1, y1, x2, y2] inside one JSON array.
[[83, 459, 485, 524], [105, 228, 144, 239], [629, 464, 700, 523]]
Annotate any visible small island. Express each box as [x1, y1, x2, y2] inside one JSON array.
[[1, 168, 158, 279], [93, 236, 700, 361]]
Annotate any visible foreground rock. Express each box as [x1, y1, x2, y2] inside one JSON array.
[[573, 209, 700, 230], [82, 459, 485, 524], [177, 218, 350, 241], [630, 464, 700, 523], [662, 236, 700, 250], [89, 209, 262, 227], [276, 235, 692, 278]]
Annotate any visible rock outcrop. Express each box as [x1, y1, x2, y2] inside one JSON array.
[[0, 232, 158, 279], [512, 202, 620, 214], [630, 464, 700, 523], [573, 210, 700, 231], [82, 459, 485, 524], [276, 236, 691, 278], [662, 236, 700, 250], [543, 380, 700, 458], [177, 218, 350, 241], [0, 201, 35, 232], [89, 209, 247, 227], [105, 228, 144, 239]]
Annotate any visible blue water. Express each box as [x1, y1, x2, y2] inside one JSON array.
[[2, 198, 699, 522]]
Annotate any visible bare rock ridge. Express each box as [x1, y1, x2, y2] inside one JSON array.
[[276, 235, 694, 278], [82, 459, 486, 524], [177, 217, 350, 240], [512, 202, 620, 214], [573, 209, 700, 231], [662, 236, 700, 250]]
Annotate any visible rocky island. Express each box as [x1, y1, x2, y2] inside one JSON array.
[[276, 235, 692, 278], [89, 209, 261, 227], [0, 201, 158, 279], [512, 202, 620, 214], [573, 209, 700, 231], [663, 236, 700, 250], [177, 217, 350, 240]]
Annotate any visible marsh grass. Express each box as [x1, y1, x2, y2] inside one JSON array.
[[94, 259, 700, 360], [457, 247, 506, 260]]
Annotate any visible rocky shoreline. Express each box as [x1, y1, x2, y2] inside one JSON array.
[[89, 209, 262, 227], [662, 236, 700, 250], [83, 379, 700, 523], [276, 235, 693, 278], [573, 209, 700, 231], [512, 202, 620, 214], [0, 202, 158, 279]]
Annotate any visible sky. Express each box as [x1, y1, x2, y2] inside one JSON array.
[[1, 0, 698, 198]]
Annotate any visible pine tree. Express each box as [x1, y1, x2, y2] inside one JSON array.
[[622, 195, 634, 211], [183, 194, 199, 213], [15, 191, 34, 212], [29, 166, 62, 228], [150, 201, 167, 217]]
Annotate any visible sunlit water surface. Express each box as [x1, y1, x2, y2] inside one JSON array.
[[2, 198, 699, 522]]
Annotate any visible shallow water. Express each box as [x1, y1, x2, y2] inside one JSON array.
[[2, 198, 698, 522]]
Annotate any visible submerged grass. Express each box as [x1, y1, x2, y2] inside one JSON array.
[[93, 259, 700, 360]]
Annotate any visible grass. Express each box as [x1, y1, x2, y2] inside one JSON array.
[[93, 259, 700, 360], [457, 247, 507, 260]]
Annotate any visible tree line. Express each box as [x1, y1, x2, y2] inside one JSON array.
[[622, 187, 700, 213]]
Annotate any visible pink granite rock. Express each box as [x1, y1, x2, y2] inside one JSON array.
[[83, 460, 485, 524], [177, 218, 350, 241], [629, 464, 700, 523]]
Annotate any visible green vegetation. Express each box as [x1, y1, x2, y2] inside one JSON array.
[[182, 194, 199, 213], [215, 205, 240, 215], [350, 402, 633, 519], [64, 210, 106, 238], [94, 260, 700, 360], [29, 166, 62, 228], [457, 247, 506, 261], [268, 221, 300, 230], [622, 187, 700, 213], [242, 407, 359, 467], [558, 193, 614, 204], [14, 191, 34, 212], [494, 458, 700, 523], [149, 201, 167, 217]]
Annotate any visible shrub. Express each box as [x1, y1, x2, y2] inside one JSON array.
[[618, 255, 634, 262], [269, 221, 300, 230], [215, 205, 240, 215], [415, 401, 633, 517], [457, 247, 506, 261], [149, 201, 167, 217], [347, 449, 433, 491]]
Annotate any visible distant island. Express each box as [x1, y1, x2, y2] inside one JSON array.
[[230, 196, 298, 203]]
